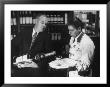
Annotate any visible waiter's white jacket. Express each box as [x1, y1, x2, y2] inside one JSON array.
[[69, 32, 95, 71]]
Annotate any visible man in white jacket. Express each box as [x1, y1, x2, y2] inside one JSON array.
[[67, 19, 95, 77]]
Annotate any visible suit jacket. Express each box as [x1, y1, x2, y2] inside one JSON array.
[[11, 27, 52, 58], [28, 30, 52, 58]]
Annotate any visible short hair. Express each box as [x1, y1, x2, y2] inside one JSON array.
[[35, 13, 47, 19], [68, 17, 84, 30]]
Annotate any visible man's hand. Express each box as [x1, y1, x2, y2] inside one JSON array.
[[35, 53, 45, 60]]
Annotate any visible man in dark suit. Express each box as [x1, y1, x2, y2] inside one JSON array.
[[11, 14, 53, 77], [26, 14, 54, 76], [27, 14, 52, 60]]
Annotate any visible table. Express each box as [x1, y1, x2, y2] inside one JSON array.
[[11, 55, 41, 77]]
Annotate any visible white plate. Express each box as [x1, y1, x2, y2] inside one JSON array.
[[49, 58, 77, 69]]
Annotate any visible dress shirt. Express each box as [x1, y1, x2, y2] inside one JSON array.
[[32, 28, 39, 37], [29, 28, 38, 50]]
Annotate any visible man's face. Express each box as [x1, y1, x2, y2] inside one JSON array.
[[35, 15, 48, 32], [68, 25, 78, 38], [38, 16, 48, 29]]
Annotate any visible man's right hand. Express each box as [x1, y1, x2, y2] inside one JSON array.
[[35, 53, 45, 60]]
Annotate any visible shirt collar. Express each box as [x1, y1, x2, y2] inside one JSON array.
[[75, 32, 83, 42], [32, 28, 39, 37]]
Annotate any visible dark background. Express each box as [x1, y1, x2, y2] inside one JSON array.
[[0, 0, 108, 86]]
